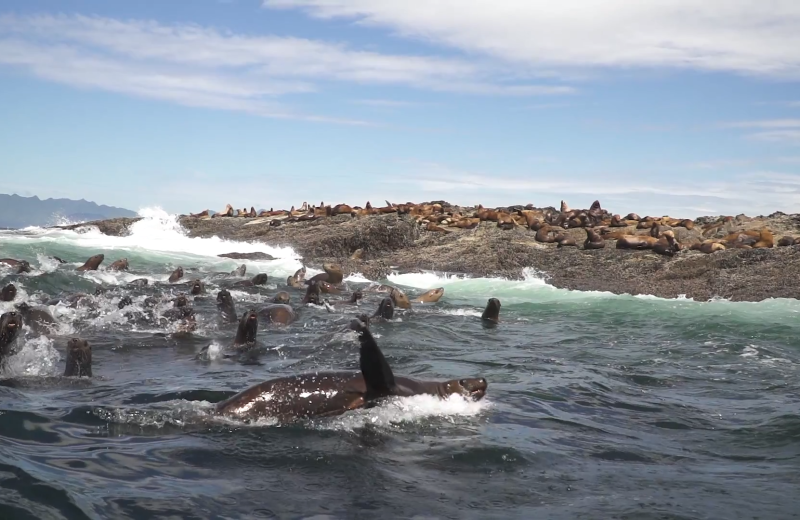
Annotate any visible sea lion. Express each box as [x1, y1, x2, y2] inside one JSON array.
[[63, 338, 92, 377], [319, 281, 340, 294], [348, 289, 363, 304], [76, 254, 104, 272], [322, 263, 344, 285], [652, 230, 681, 257], [1, 284, 17, 302], [481, 298, 501, 324], [373, 297, 395, 320], [556, 234, 578, 248], [584, 229, 606, 250], [168, 267, 184, 283], [214, 318, 487, 422], [272, 291, 291, 304], [233, 310, 258, 347], [108, 258, 129, 271], [414, 287, 444, 303], [13, 302, 57, 334], [389, 287, 411, 309], [234, 273, 268, 287], [190, 279, 205, 295], [350, 249, 364, 261], [0, 259, 32, 274], [257, 304, 296, 326], [0, 311, 22, 361], [231, 264, 247, 277], [216, 289, 237, 323], [302, 281, 322, 305], [777, 236, 796, 247], [128, 278, 149, 287], [51, 256, 67, 264], [535, 225, 557, 243], [616, 235, 658, 250]]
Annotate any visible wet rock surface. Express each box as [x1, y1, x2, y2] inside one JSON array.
[[58, 210, 800, 302]]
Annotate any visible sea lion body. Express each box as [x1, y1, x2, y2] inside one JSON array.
[[584, 229, 606, 250], [76, 254, 104, 272], [13, 303, 57, 334], [234, 273, 268, 287], [414, 287, 444, 303], [231, 264, 247, 277], [272, 291, 291, 304], [322, 263, 344, 285], [108, 258, 129, 271], [302, 281, 321, 305], [64, 338, 92, 377], [373, 297, 395, 320], [233, 310, 258, 347], [168, 266, 184, 283], [190, 279, 205, 295], [0, 259, 32, 274], [257, 304, 296, 326], [216, 289, 238, 323], [389, 287, 411, 309], [0, 311, 22, 361]]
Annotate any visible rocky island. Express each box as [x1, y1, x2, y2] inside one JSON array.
[[56, 201, 800, 302]]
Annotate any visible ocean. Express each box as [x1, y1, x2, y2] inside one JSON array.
[[0, 208, 798, 520]]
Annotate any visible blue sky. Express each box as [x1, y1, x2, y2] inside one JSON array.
[[1, 0, 799, 217]]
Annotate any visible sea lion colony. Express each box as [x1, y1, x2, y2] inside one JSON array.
[[186, 199, 787, 255], [0, 256, 495, 423]]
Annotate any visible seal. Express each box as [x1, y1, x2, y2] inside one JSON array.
[[584, 229, 606, 250], [414, 287, 444, 303], [272, 291, 291, 304], [481, 298, 501, 324], [389, 287, 411, 309], [190, 279, 205, 295], [76, 254, 104, 272], [108, 258, 129, 271], [556, 234, 578, 248], [231, 264, 247, 277], [216, 289, 238, 323], [287, 266, 306, 288], [168, 266, 184, 283], [0, 311, 22, 362], [214, 318, 488, 422], [373, 297, 394, 320], [302, 281, 322, 305], [1, 284, 16, 302], [350, 249, 364, 261], [257, 304, 297, 326], [0, 259, 32, 274], [322, 263, 344, 285], [13, 302, 58, 334], [233, 310, 258, 347], [615, 235, 659, 250], [234, 273, 268, 287], [64, 338, 92, 377]]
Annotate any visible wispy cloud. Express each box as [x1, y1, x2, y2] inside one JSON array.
[[720, 120, 800, 145], [724, 119, 800, 129], [524, 102, 572, 110], [264, 0, 800, 79], [0, 14, 572, 124], [350, 99, 425, 108]]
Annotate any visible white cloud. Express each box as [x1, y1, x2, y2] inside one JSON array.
[[350, 99, 425, 108], [0, 13, 572, 123], [264, 0, 800, 78], [724, 120, 800, 129]]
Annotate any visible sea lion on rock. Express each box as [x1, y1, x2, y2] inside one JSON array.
[[616, 236, 658, 250], [214, 318, 487, 423], [350, 249, 364, 261], [0, 259, 32, 274], [415, 287, 444, 303], [373, 297, 395, 320], [584, 229, 606, 250], [257, 304, 297, 326], [234, 273, 268, 287], [272, 291, 291, 304], [1, 284, 17, 302], [231, 264, 247, 277], [652, 230, 681, 257], [76, 254, 104, 272], [168, 267, 184, 283], [0, 311, 22, 361], [556, 234, 578, 248], [777, 236, 796, 247], [217, 290, 237, 323], [108, 258, 129, 271], [481, 298, 501, 324], [64, 338, 92, 377]]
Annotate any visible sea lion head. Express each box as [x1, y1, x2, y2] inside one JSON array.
[[349, 289, 364, 304], [373, 297, 395, 320], [416, 287, 444, 303], [251, 273, 268, 286], [64, 338, 92, 377], [169, 266, 184, 283], [438, 377, 488, 401], [0, 311, 23, 349], [109, 258, 129, 271], [272, 291, 290, 304], [481, 298, 501, 323], [389, 287, 411, 309], [356, 313, 371, 329], [231, 264, 246, 277], [1, 284, 17, 302], [190, 279, 205, 295], [235, 309, 259, 345], [304, 281, 321, 305], [173, 295, 189, 308], [17, 260, 32, 274], [322, 263, 344, 284]]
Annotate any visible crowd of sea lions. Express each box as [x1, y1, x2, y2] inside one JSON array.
[[0, 254, 499, 423], [186, 199, 791, 256]]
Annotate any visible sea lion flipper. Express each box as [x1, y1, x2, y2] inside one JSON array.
[[349, 318, 395, 398]]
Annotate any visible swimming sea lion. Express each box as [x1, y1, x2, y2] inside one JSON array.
[[322, 263, 344, 285], [0, 311, 22, 361], [214, 318, 487, 422], [1, 284, 17, 302], [0, 259, 32, 274], [373, 297, 394, 320], [233, 310, 258, 347], [190, 279, 205, 295], [168, 267, 184, 283], [272, 291, 291, 304], [216, 289, 237, 323], [234, 273, 268, 287], [348, 289, 363, 304], [13, 302, 57, 334], [231, 264, 247, 277], [481, 298, 501, 324], [76, 254, 104, 272], [257, 304, 297, 326], [303, 281, 321, 305], [108, 258, 129, 271], [319, 281, 340, 294], [389, 287, 411, 309], [414, 287, 444, 303], [584, 229, 606, 250], [51, 256, 67, 264], [64, 338, 92, 377]]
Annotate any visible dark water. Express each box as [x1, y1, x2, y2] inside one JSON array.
[[1, 217, 799, 519]]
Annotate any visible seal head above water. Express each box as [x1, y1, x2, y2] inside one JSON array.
[[64, 338, 92, 377]]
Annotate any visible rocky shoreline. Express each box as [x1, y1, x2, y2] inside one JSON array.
[[56, 207, 800, 302]]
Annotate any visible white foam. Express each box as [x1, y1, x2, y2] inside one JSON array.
[[3, 336, 62, 377]]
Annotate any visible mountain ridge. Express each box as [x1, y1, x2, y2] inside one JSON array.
[[0, 193, 137, 229]]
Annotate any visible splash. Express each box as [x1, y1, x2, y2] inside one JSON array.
[[3, 336, 62, 377]]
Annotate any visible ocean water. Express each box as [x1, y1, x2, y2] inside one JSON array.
[[0, 208, 798, 520]]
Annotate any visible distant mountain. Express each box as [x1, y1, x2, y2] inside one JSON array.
[[0, 193, 137, 229]]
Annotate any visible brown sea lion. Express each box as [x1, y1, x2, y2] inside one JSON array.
[[652, 230, 681, 256], [214, 318, 487, 423], [535, 225, 557, 244], [481, 298, 501, 324], [1, 284, 16, 302], [609, 215, 628, 227], [319, 281, 340, 294], [0, 311, 23, 362], [64, 338, 92, 377], [217, 289, 237, 323], [168, 266, 184, 283], [556, 234, 578, 248], [302, 281, 321, 305], [257, 304, 297, 326], [0, 259, 32, 274], [76, 254, 104, 272], [389, 287, 411, 309], [692, 241, 726, 254], [753, 229, 774, 248], [272, 291, 291, 304], [108, 258, 129, 271], [452, 217, 480, 229], [322, 263, 344, 285], [233, 273, 268, 287], [190, 210, 210, 218], [777, 236, 796, 247], [233, 310, 258, 347], [350, 249, 364, 261], [415, 287, 444, 303], [616, 236, 658, 250], [190, 279, 205, 295], [584, 229, 606, 250], [13, 303, 57, 334]]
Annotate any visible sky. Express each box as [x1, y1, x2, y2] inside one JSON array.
[[0, 1, 799, 218]]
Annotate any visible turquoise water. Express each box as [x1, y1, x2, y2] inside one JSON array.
[[1, 209, 798, 519]]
